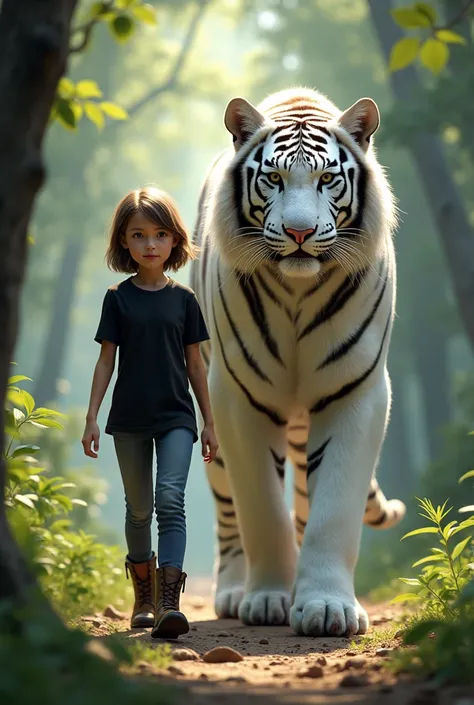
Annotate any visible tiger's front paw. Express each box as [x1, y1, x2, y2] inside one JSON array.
[[214, 585, 245, 619], [290, 593, 368, 636], [238, 589, 291, 626]]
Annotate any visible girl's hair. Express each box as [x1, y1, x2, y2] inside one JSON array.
[[105, 187, 198, 273]]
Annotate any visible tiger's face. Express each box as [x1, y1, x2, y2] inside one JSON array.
[[224, 92, 381, 280]]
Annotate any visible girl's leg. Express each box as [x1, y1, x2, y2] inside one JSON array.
[[154, 427, 194, 569], [113, 433, 154, 563]]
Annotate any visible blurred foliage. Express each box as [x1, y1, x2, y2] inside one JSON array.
[[5, 372, 131, 620], [0, 598, 175, 705], [389, 2, 469, 74], [389, 472, 474, 684]]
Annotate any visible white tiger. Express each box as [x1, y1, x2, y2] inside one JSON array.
[[190, 87, 405, 636]]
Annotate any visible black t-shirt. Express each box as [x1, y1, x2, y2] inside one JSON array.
[[94, 277, 209, 441]]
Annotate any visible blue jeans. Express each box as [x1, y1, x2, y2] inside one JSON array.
[[113, 427, 194, 570]]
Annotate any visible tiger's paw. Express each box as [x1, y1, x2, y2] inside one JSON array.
[[290, 593, 369, 637], [238, 589, 291, 626], [214, 585, 245, 619]]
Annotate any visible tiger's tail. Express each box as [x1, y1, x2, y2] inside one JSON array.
[[364, 477, 406, 530]]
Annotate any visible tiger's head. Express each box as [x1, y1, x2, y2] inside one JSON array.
[[214, 88, 396, 280]]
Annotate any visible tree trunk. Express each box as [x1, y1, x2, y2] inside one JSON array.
[[34, 238, 83, 406], [367, 0, 474, 355], [0, 0, 78, 606]]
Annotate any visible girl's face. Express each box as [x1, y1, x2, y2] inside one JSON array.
[[122, 211, 177, 270]]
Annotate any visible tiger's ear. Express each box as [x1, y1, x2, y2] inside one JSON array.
[[338, 98, 380, 152], [224, 97, 266, 151]]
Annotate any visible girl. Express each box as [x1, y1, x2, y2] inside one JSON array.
[[82, 187, 218, 640]]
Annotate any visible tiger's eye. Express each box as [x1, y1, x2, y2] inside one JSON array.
[[321, 173, 335, 184], [269, 172, 281, 183]]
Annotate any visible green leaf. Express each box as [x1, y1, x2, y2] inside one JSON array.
[[109, 14, 136, 42], [72, 499, 88, 507], [412, 554, 446, 568], [15, 494, 35, 509], [32, 407, 65, 418], [414, 2, 437, 25], [11, 444, 40, 458], [435, 29, 466, 45], [27, 234, 35, 245], [420, 38, 449, 74], [389, 38, 421, 72], [55, 98, 77, 130], [8, 375, 32, 385], [390, 592, 421, 604], [84, 102, 105, 130], [459, 505, 474, 514], [57, 77, 75, 99], [132, 3, 157, 24], [459, 470, 474, 484], [75, 80, 103, 99], [27, 418, 64, 431], [402, 526, 439, 539], [390, 8, 431, 29], [7, 388, 35, 416], [404, 619, 443, 645], [399, 577, 421, 586], [451, 537, 471, 561], [100, 101, 129, 120]]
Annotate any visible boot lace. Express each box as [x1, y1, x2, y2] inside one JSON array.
[[126, 564, 152, 607], [161, 575, 186, 611]]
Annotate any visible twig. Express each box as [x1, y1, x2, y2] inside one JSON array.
[[444, 0, 474, 30], [69, 1, 114, 54], [126, 0, 210, 118]]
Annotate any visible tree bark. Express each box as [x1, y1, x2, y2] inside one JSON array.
[[0, 0, 78, 605], [367, 0, 474, 355]]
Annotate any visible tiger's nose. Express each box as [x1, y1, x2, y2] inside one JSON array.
[[285, 227, 315, 244]]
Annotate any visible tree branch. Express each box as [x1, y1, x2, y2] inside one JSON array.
[[126, 0, 210, 119], [69, 1, 114, 54], [444, 0, 474, 29]]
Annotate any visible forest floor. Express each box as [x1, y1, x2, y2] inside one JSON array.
[[81, 578, 474, 705]]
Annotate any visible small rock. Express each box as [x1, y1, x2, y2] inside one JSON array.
[[273, 673, 284, 678], [203, 646, 244, 663], [191, 626, 198, 631], [199, 673, 209, 680], [136, 660, 152, 671], [172, 648, 200, 661], [394, 629, 403, 639], [340, 673, 370, 688], [252, 663, 259, 670], [293, 643, 301, 648], [81, 617, 103, 628], [269, 660, 282, 666], [376, 648, 393, 657], [344, 656, 367, 670], [217, 631, 230, 637], [167, 665, 184, 675], [241, 639, 249, 644], [317, 656, 327, 666], [226, 676, 247, 683], [298, 665, 324, 679], [103, 604, 126, 620], [346, 650, 357, 656], [259, 638, 269, 645]]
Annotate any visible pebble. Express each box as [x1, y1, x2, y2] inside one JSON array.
[[81, 617, 103, 628], [172, 648, 200, 662], [340, 673, 370, 688], [298, 665, 324, 679], [317, 656, 327, 666], [376, 647, 394, 657], [202, 646, 244, 663], [136, 660, 152, 670], [344, 656, 367, 670], [226, 676, 247, 683], [167, 665, 184, 675], [259, 638, 269, 645], [191, 626, 198, 632], [217, 631, 230, 637], [199, 673, 209, 680], [103, 604, 126, 620], [346, 650, 357, 656]]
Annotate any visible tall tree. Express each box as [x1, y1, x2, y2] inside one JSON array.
[[0, 0, 78, 606], [367, 0, 474, 355]]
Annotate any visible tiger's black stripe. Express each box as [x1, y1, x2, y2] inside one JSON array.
[[212, 299, 287, 426], [310, 313, 392, 415], [307, 439, 330, 479], [238, 276, 284, 365]]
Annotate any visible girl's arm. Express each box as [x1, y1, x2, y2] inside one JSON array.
[[82, 341, 117, 458], [185, 343, 218, 462]]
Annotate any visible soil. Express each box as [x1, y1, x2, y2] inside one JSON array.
[[82, 578, 474, 705]]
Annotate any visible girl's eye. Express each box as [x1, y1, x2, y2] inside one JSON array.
[[268, 172, 282, 184], [320, 173, 335, 184], [133, 232, 143, 238], [158, 231, 167, 237]]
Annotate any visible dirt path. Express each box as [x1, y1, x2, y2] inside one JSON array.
[[83, 582, 473, 705]]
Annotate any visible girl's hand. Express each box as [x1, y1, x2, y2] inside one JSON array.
[[82, 420, 100, 458], [201, 423, 218, 463]]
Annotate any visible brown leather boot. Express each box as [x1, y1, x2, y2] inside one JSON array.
[[151, 566, 189, 639], [125, 554, 156, 628]]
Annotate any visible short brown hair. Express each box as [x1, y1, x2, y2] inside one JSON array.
[[105, 187, 198, 273]]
